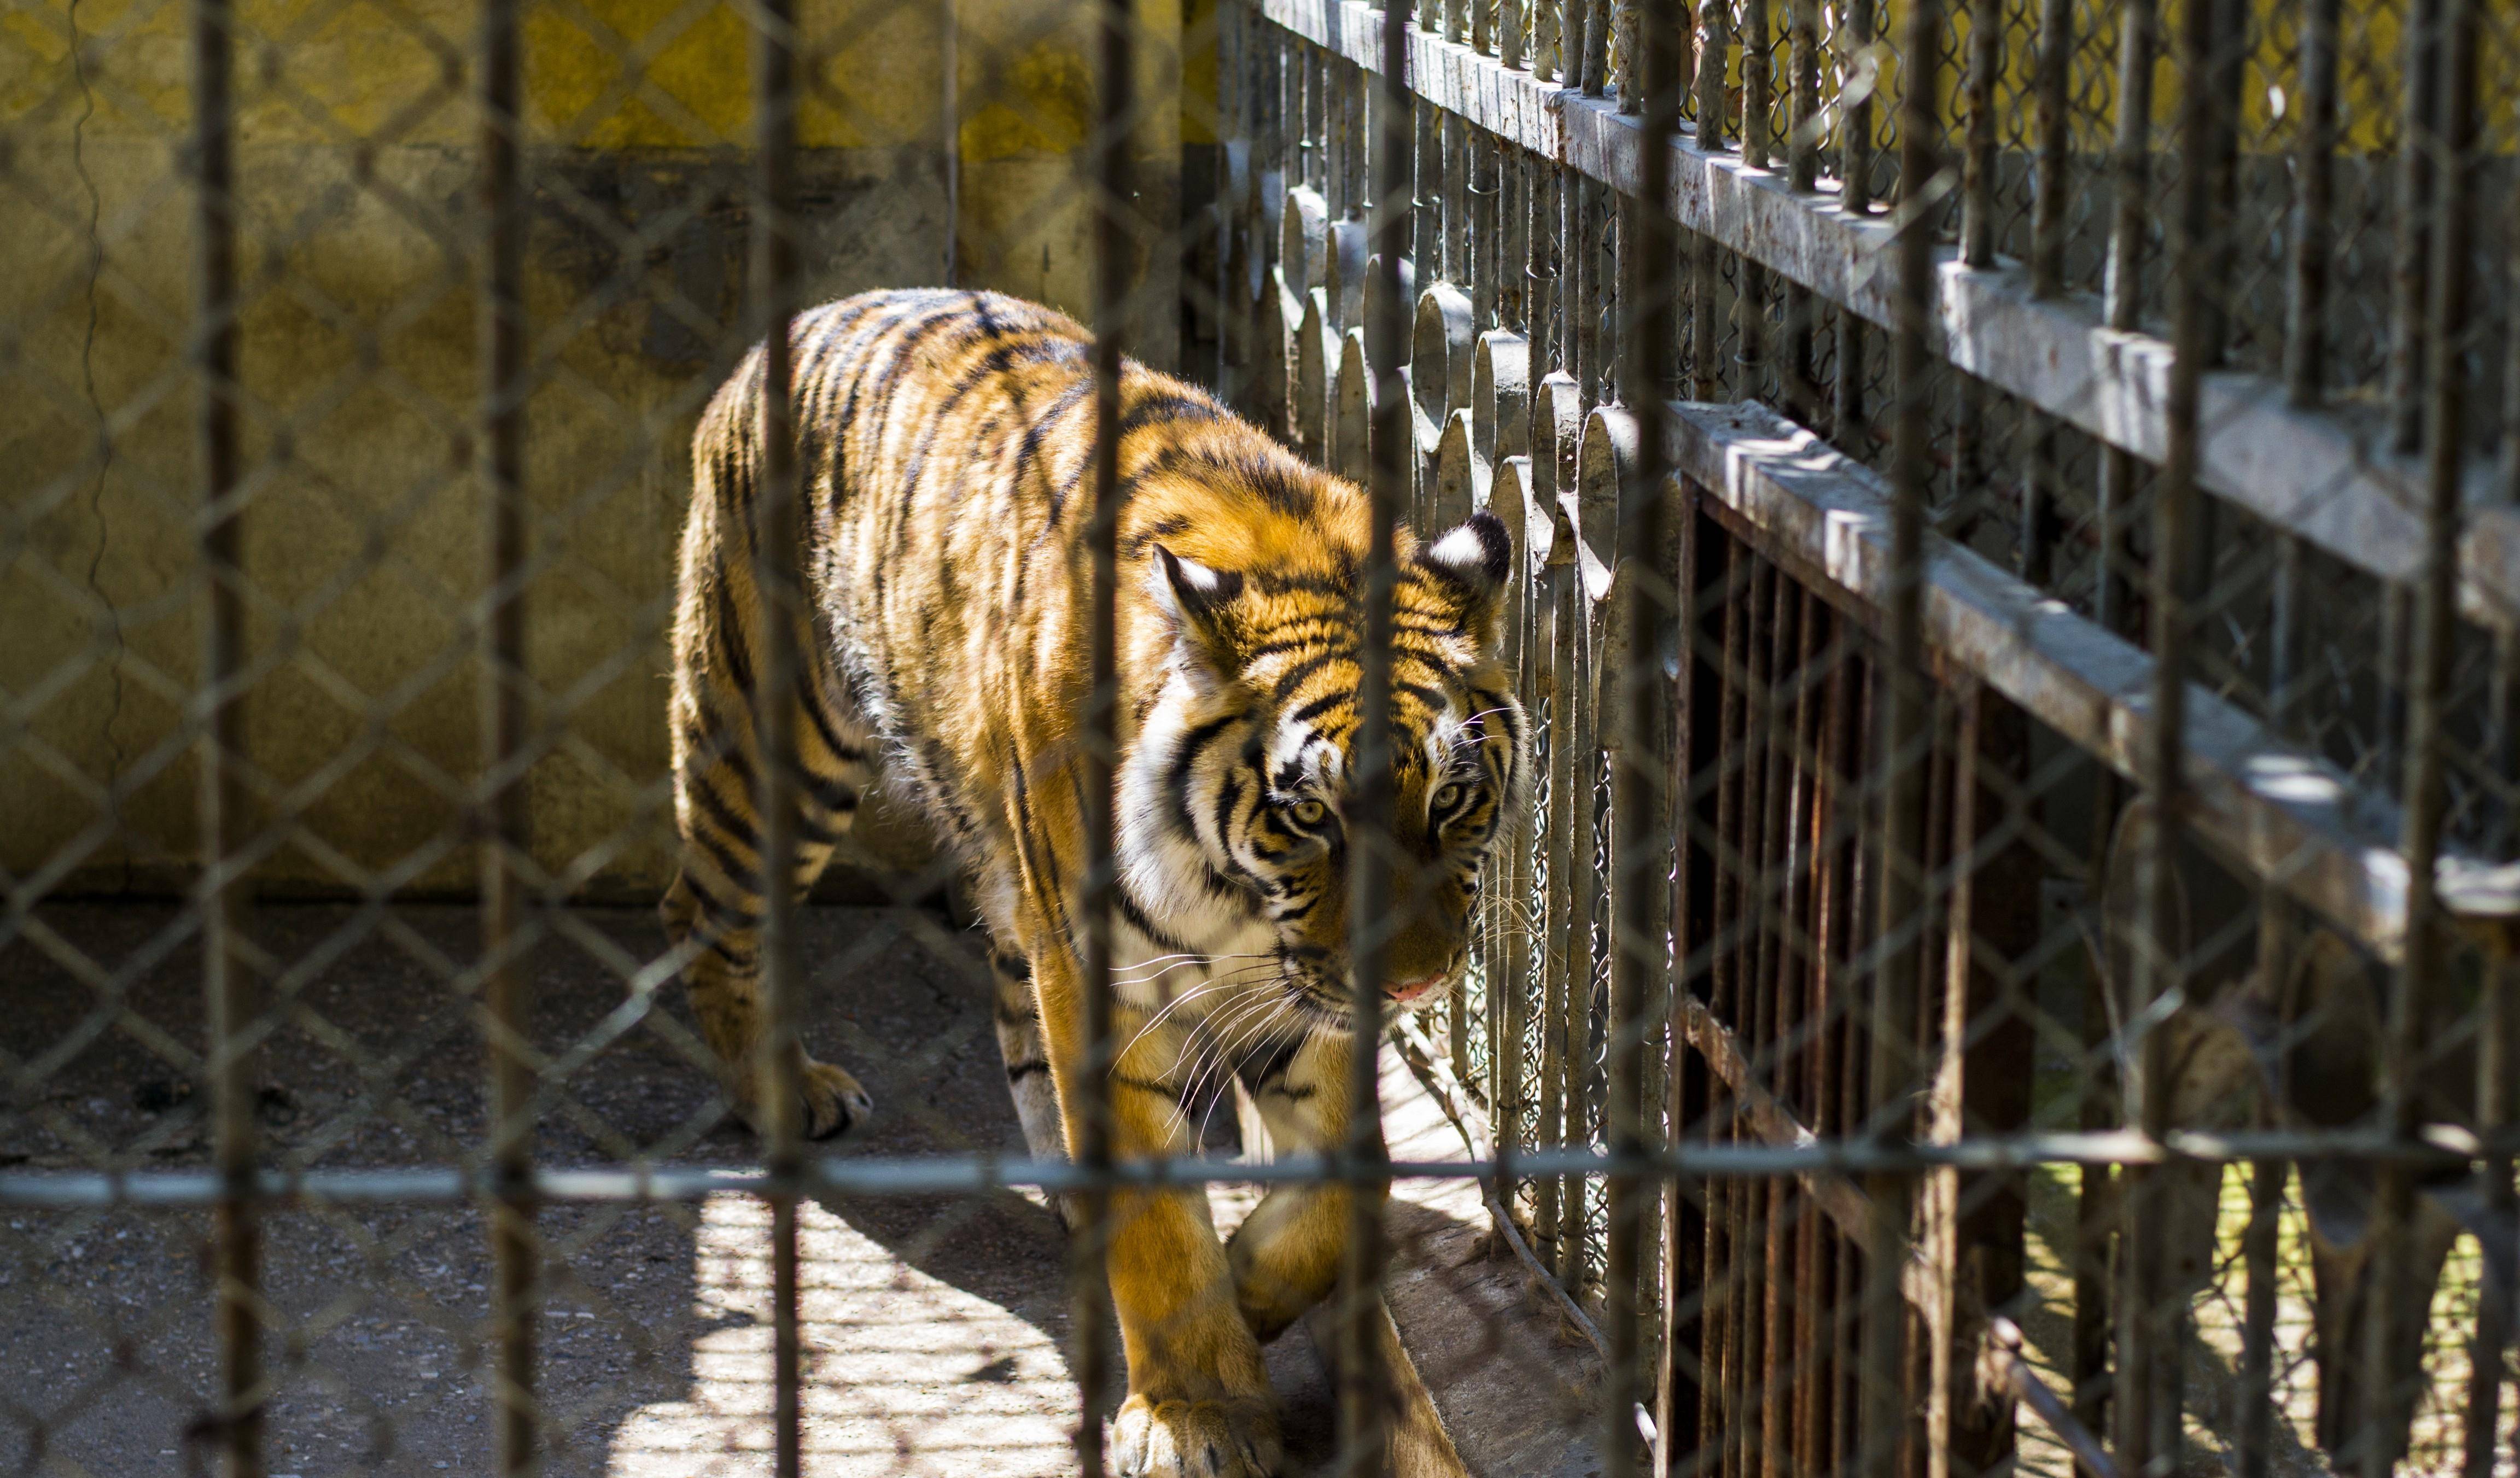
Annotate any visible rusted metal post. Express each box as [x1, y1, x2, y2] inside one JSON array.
[[480, 0, 536, 1464], [1831, 0, 1870, 441], [749, 0, 808, 1471], [1691, 0, 1726, 401], [1862, 2, 1937, 1477], [2384, 0, 2441, 456], [1340, 0, 1414, 1465], [2027, 0, 2069, 296], [2366, 4, 2474, 1474], [1608, 1, 1681, 1462], [2121, 0, 2234, 1465], [1959, 0, 1999, 266], [1741, 0, 1770, 170], [194, 0, 258, 1467], [1782, 0, 1819, 421], [2283, 0, 2339, 406], [1069, 1, 1135, 1474], [1940, 686, 2036, 1478]]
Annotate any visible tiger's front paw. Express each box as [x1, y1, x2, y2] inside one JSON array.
[[1111, 1393, 1280, 1477], [738, 1058, 873, 1141]]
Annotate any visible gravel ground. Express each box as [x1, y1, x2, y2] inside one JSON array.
[[0, 902, 1334, 1476]]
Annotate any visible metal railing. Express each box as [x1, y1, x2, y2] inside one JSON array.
[[4, 0, 2515, 1471]]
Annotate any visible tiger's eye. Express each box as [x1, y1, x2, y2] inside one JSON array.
[[1291, 798, 1328, 826], [1432, 782, 1465, 810]]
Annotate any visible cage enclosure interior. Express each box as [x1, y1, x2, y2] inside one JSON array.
[[4, 0, 2518, 1474]]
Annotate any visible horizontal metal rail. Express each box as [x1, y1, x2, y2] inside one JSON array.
[[3, 1126, 2507, 1209], [1665, 398, 2520, 955], [1257, 0, 2520, 632]]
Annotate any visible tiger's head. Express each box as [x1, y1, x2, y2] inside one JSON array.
[[1120, 507, 1531, 1030]]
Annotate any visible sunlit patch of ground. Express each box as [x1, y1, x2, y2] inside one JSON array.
[[609, 1191, 1078, 1476]]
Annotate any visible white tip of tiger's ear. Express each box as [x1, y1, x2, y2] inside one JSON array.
[[1420, 510, 1514, 591], [1415, 510, 1514, 648], [1149, 545, 1245, 672]]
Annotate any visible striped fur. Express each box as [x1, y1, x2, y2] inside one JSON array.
[[662, 289, 1527, 1475]]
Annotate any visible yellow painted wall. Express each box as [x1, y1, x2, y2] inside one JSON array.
[[2, 0, 1182, 900]]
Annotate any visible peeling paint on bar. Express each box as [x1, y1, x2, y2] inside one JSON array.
[[1252, 0, 2520, 630], [1666, 399, 2520, 957]]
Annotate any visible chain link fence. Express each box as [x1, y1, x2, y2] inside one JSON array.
[[5, 0, 2516, 1471]]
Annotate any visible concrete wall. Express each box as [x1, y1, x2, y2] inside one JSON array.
[[2, 0, 1188, 901]]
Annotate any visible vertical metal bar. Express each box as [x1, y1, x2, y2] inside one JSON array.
[[2122, 0, 2230, 1464], [1560, 573, 1601, 1292], [2282, 0, 2339, 406], [1581, 0, 1612, 94], [1343, 0, 1413, 1465], [1539, 555, 1576, 1260], [1664, 503, 1714, 1478], [1830, 0, 1869, 441], [194, 0, 257, 1468], [2367, 5, 2475, 1473], [1741, 0, 1770, 169], [2240, 532, 2305, 1478], [1472, 133, 1500, 332], [480, 0, 536, 1465], [2101, 0, 2154, 334], [1530, 155, 1558, 376], [1616, 0, 1640, 110], [2027, 0, 2069, 296], [1444, 111, 1469, 284], [748, 0, 808, 1470], [1837, 0, 1871, 212], [1785, 0, 1817, 189], [1075, 1, 1135, 1475], [1701, 538, 1746, 1470], [1780, 0, 1818, 418], [2384, 0, 2441, 455], [1574, 178, 1600, 402], [2087, 0, 2153, 639], [1607, 2, 1681, 1406], [2464, 953, 2512, 1478], [1505, 0, 1529, 70], [1863, 1, 1937, 1476], [1691, 0, 1726, 402], [1415, 92, 1439, 285], [1959, 0, 2000, 266]]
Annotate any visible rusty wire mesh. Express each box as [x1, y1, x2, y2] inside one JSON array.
[[5, 0, 2518, 1473]]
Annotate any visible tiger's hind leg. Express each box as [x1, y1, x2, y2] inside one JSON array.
[[662, 674, 878, 1140], [662, 457, 878, 1141]]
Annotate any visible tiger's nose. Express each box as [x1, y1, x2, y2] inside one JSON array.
[[1388, 974, 1445, 1004]]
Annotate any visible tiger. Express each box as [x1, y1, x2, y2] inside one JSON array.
[[661, 288, 1528, 1476]]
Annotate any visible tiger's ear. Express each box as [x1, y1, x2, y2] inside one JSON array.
[[1149, 545, 1246, 675], [1414, 510, 1514, 650]]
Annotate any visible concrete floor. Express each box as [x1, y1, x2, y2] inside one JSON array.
[[0, 903, 1337, 1476]]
